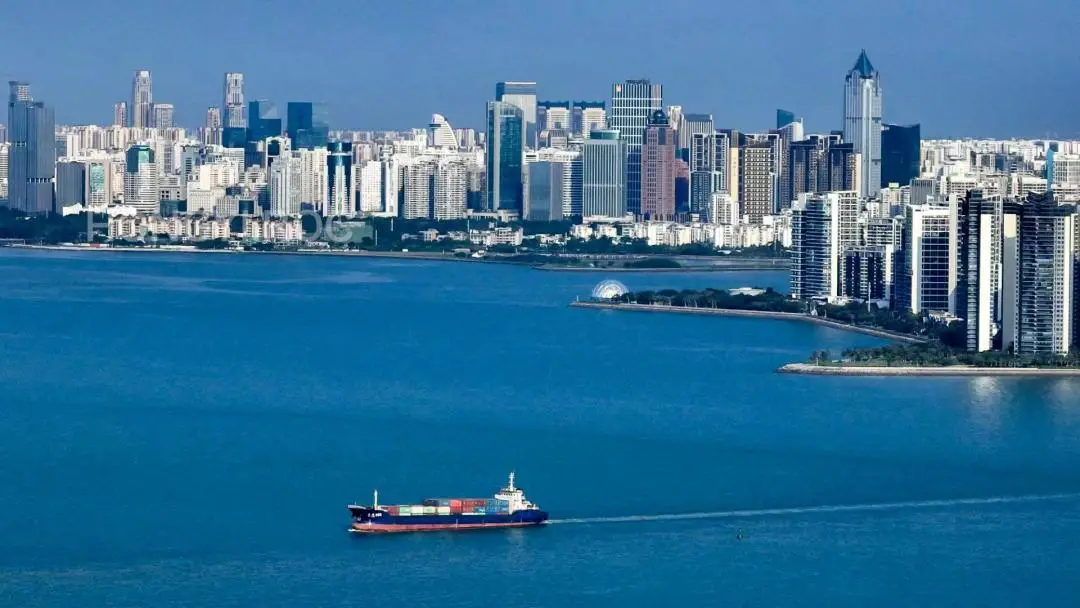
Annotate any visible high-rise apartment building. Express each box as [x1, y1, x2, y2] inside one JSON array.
[[1001, 193, 1076, 356], [204, 107, 223, 146], [609, 79, 662, 216], [842, 50, 882, 198], [403, 158, 436, 219], [640, 110, 676, 221], [152, 103, 174, 130], [131, 70, 153, 129], [223, 72, 246, 128], [881, 123, 920, 188], [113, 102, 128, 127], [789, 191, 860, 301], [486, 101, 524, 212], [957, 190, 1021, 352], [495, 81, 537, 147], [434, 158, 468, 220], [740, 141, 774, 224], [0, 143, 9, 199], [123, 144, 160, 213], [582, 129, 626, 219], [269, 151, 302, 217], [7, 81, 56, 214]]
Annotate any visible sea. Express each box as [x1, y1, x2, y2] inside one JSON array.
[[1, 248, 1079, 607]]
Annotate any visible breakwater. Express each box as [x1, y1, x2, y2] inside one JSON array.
[[570, 300, 927, 344]]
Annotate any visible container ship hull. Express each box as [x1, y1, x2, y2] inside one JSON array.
[[348, 473, 548, 534], [349, 509, 548, 534]]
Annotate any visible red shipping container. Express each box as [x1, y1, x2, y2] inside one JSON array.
[[387, 506, 399, 516], [449, 499, 463, 508], [450, 507, 463, 515]]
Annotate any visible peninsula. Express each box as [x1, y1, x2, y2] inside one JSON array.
[[575, 287, 1080, 377]]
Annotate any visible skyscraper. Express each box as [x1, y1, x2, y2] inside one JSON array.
[[495, 82, 537, 148], [7, 81, 56, 214], [113, 102, 128, 127], [152, 103, 174, 129], [582, 129, 626, 219], [223, 72, 246, 129], [123, 144, 160, 214], [486, 101, 524, 212], [842, 50, 882, 198], [326, 141, 353, 216], [688, 131, 715, 218], [640, 110, 676, 221], [881, 123, 920, 188], [131, 70, 153, 129], [287, 102, 330, 150], [609, 80, 662, 216]]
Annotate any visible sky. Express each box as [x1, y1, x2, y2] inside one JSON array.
[[3, 0, 1078, 138]]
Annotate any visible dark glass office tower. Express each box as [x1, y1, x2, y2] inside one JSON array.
[[881, 123, 920, 188], [486, 101, 524, 212], [55, 161, 86, 207], [245, 100, 283, 168], [287, 102, 330, 150], [776, 109, 797, 129], [7, 81, 55, 214]]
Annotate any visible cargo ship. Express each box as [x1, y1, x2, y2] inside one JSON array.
[[348, 473, 549, 533]]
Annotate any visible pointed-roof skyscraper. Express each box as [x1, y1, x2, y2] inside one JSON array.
[[843, 49, 882, 198]]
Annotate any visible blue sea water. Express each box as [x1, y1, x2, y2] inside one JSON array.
[[1, 249, 1079, 607]]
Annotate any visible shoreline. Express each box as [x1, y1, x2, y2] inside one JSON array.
[[4, 245, 790, 273], [569, 300, 927, 344], [778, 363, 1080, 377], [5, 244, 533, 265], [535, 263, 787, 273]]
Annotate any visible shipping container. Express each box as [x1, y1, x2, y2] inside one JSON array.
[[450, 507, 463, 515], [398, 507, 411, 515], [473, 508, 486, 515], [437, 506, 451, 515], [449, 499, 463, 508], [387, 506, 400, 516], [437, 499, 451, 507], [423, 506, 436, 515]]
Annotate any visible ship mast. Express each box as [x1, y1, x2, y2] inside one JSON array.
[[508, 472, 515, 491], [373, 489, 379, 509]]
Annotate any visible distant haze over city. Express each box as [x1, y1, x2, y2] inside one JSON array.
[[2, 0, 1079, 137]]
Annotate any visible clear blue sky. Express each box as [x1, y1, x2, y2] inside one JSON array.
[[3, 0, 1077, 137]]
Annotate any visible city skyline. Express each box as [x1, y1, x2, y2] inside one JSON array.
[[3, 0, 1079, 137]]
